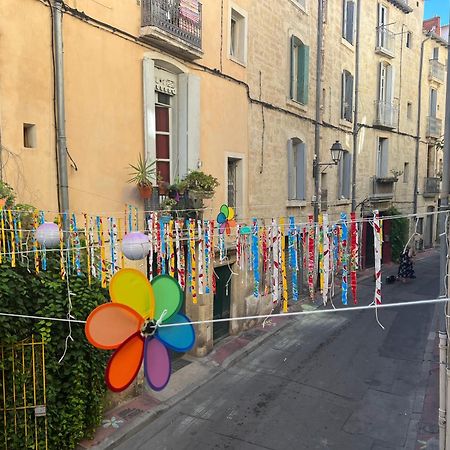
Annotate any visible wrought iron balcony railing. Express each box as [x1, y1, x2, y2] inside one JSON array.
[[429, 59, 446, 83], [427, 116, 442, 139], [141, 0, 202, 57], [376, 27, 395, 57], [374, 100, 398, 129], [423, 177, 440, 198]]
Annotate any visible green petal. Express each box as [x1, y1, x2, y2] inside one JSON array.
[[151, 275, 183, 323], [220, 204, 229, 217]]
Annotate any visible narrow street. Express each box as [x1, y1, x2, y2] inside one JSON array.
[[114, 251, 440, 450]]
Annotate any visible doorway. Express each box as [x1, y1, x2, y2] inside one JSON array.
[[213, 265, 231, 342], [424, 206, 434, 248]]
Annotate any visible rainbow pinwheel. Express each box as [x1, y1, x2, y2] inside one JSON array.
[[85, 269, 195, 392], [217, 204, 236, 235]]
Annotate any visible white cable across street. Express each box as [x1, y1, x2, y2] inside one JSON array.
[[0, 297, 448, 328]]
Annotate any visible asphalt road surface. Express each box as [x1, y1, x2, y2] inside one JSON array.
[[115, 252, 440, 450]]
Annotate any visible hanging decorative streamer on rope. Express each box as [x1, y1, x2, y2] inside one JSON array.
[[189, 219, 197, 303], [169, 220, 176, 279], [252, 218, 259, 298], [341, 213, 348, 305], [373, 210, 382, 305], [33, 211, 40, 273], [110, 217, 118, 275], [96, 217, 102, 282], [160, 218, 167, 275], [147, 214, 154, 281], [350, 212, 358, 304], [7, 210, 15, 268], [308, 214, 315, 300], [58, 214, 66, 279], [210, 220, 216, 294], [204, 219, 211, 294], [99, 217, 107, 287], [318, 214, 324, 292], [280, 217, 288, 312], [322, 213, 329, 305], [72, 214, 82, 277], [289, 217, 298, 302], [197, 220, 204, 295], [175, 220, 185, 290], [118, 217, 125, 270], [89, 216, 96, 280], [0, 210, 5, 263], [84, 214, 91, 285], [128, 205, 132, 233], [271, 219, 279, 304], [156, 219, 162, 276], [262, 225, 269, 294], [236, 223, 241, 269]]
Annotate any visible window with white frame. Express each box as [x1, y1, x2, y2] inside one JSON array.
[[287, 138, 306, 200], [227, 157, 243, 216], [290, 36, 309, 104], [155, 92, 172, 184], [430, 88, 438, 118], [341, 70, 354, 122], [377, 137, 389, 178], [338, 151, 352, 199], [229, 7, 247, 65], [342, 0, 355, 44]]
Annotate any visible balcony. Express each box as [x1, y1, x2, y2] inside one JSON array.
[[423, 177, 440, 198], [375, 27, 395, 58], [369, 176, 396, 202], [386, 0, 413, 13], [429, 59, 446, 83], [374, 101, 398, 129], [141, 0, 203, 60], [427, 116, 442, 139]]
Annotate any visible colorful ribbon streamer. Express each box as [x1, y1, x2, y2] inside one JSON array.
[[280, 217, 288, 312], [307, 214, 315, 300], [350, 212, 358, 304], [373, 210, 382, 305], [341, 213, 348, 305], [289, 217, 298, 302], [322, 213, 329, 305], [197, 220, 204, 295], [189, 219, 197, 303], [271, 219, 279, 304]]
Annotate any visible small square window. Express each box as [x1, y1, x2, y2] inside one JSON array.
[[406, 31, 412, 49], [433, 47, 439, 60], [23, 123, 36, 148], [407, 102, 412, 120]]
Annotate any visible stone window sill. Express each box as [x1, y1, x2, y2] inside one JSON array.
[[286, 200, 308, 208]]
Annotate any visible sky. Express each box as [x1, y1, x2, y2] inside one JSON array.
[[424, 0, 450, 22]]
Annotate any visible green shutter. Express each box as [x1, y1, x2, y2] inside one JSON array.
[[298, 44, 309, 104], [290, 36, 295, 100]]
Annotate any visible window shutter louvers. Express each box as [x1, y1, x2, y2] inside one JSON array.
[[287, 139, 295, 200], [346, 1, 354, 44], [290, 36, 295, 100], [298, 44, 309, 104]]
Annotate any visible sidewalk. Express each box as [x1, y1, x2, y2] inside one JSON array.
[[78, 248, 437, 450]]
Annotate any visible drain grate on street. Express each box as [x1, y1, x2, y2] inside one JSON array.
[[242, 329, 266, 339], [171, 358, 192, 374], [118, 407, 144, 420]]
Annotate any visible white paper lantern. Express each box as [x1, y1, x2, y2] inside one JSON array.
[[122, 232, 150, 260], [35, 222, 60, 248]]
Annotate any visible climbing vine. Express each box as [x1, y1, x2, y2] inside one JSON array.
[[386, 207, 409, 263], [0, 256, 109, 449]]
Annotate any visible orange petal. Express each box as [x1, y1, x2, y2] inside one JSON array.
[[105, 333, 144, 392], [109, 268, 155, 319], [85, 303, 144, 350]]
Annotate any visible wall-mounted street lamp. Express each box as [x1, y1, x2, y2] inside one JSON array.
[[313, 140, 346, 176]]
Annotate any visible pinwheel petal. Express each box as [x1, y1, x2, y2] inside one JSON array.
[[227, 207, 235, 220], [85, 303, 144, 350], [109, 268, 155, 319], [219, 222, 227, 235], [228, 219, 237, 229], [220, 204, 229, 217], [144, 337, 171, 391], [151, 275, 183, 323], [156, 314, 195, 352], [217, 212, 227, 224], [105, 333, 144, 392], [225, 222, 231, 236]]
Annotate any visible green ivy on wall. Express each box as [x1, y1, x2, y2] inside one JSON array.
[[0, 256, 109, 449], [386, 207, 409, 263]]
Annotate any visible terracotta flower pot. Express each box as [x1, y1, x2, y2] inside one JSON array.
[[138, 184, 153, 199]]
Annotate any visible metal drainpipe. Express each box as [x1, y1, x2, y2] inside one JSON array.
[[439, 331, 447, 450], [313, 0, 324, 225], [351, 0, 361, 212], [52, 0, 70, 224], [413, 35, 430, 216]]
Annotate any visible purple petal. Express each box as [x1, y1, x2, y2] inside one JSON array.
[[144, 338, 171, 391]]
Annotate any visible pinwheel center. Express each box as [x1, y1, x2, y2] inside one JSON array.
[[141, 319, 158, 338]]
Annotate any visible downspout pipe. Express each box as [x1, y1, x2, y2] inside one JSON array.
[[439, 331, 447, 450], [413, 34, 430, 216], [52, 0, 70, 223], [313, 0, 324, 225], [351, 0, 361, 212]]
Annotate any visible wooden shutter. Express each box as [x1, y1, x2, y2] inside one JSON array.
[[430, 89, 437, 117], [346, 1, 354, 44], [287, 139, 295, 200], [346, 72, 354, 121], [341, 72, 345, 119], [296, 142, 306, 200], [298, 44, 309, 104], [290, 36, 296, 100], [343, 153, 352, 198]]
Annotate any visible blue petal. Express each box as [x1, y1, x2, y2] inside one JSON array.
[[156, 313, 195, 353]]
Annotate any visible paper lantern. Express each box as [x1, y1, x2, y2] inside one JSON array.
[[35, 222, 60, 248], [121, 232, 150, 260]]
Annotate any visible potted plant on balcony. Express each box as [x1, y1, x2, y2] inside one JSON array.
[[128, 155, 157, 199], [181, 170, 219, 203], [157, 171, 170, 196], [160, 198, 177, 221]]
